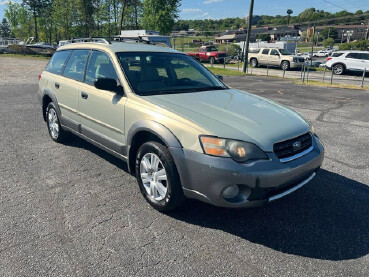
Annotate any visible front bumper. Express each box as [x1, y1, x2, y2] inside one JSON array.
[[170, 136, 324, 208]]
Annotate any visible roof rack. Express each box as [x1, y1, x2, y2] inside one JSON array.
[[113, 36, 171, 48], [63, 36, 171, 48], [67, 37, 111, 45]]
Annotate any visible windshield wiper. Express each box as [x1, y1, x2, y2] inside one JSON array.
[[140, 86, 227, 95]]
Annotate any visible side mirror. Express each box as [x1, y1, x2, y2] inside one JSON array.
[[216, 75, 224, 81], [94, 78, 123, 94]]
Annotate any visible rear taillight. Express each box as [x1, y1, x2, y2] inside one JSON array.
[[38, 73, 42, 82], [327, 57, 332, 62]]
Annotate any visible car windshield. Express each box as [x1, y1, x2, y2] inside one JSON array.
[[279, 49, 292, 55], [116, 52, 227, 96]]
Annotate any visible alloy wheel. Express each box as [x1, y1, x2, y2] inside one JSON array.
[[48, 108, 59, 139], [140, 153, 168, 201]]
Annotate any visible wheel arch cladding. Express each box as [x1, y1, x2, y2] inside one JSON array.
[[42, 89, 61, 122], [127, 120, 183, 174]]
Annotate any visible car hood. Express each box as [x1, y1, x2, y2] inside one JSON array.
[[145, 89, 310, 151]]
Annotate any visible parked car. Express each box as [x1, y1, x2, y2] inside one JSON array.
[[38, 39, 324, 211], [301, 53, 312, 60], [325, 51, 369, 75], [187, 45, 227, 64], [314, 50, 329, 57], [305, 61, 322, 67], [249, 48, 305, 70]]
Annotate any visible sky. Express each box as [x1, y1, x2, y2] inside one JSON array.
[[1, 0, 369, 22]]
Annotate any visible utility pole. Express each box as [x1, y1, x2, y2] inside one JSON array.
[[243, 0, 255, 73], [311, 23, 315, 65]]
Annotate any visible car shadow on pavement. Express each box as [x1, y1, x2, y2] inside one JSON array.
[[63, 135, 129, 172], [170, 169, 369, 261]]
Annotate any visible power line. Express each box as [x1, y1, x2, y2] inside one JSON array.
[[321, 0, 353, 13]]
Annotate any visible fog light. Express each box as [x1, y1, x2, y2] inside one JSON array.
[[223, 185, 239, 199]]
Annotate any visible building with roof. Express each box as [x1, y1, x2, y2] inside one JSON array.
[[307, 24, 369, 42]]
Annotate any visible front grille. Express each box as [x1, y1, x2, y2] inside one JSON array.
[[273, 133, 312, 160], [297, 58, 305, 63], [217, 53, 226, 58]]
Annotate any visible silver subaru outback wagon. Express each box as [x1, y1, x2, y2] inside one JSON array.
[[38, 39, 324, 211]]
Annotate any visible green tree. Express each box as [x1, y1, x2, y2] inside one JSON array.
[[0, 18, 12, 37], [77, 0, 95, 37], [5, 1, 33, 40], [22, 0, 52, 42], [218, 43, 241, 57], [287, 9, 293, 25], [320, 27, 338, 39], [323, 38, 334, 47], [339, 43, 352, 50], [353, 40, 369, 50], [142, 0, 180, 35], [257, 34, 271, 42]]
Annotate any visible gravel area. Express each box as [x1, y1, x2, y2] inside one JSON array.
[[0, 56, 48, 85], [0, 57, 368, 276]]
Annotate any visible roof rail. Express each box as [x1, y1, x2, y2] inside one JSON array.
[[67, 37, 111, 45], [113, 36, 150, 44], [113, 36, 171, 48]]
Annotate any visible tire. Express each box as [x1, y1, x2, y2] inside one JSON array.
[[250, 58, 258, 68], [281, 61, 290, 71], [46, 102, 69, 143], [135, 141, 185, 212], [209, 57, 215, 64], [332, 64, 345, 75]]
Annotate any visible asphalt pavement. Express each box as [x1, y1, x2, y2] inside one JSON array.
[[0, 57, 369, 276]]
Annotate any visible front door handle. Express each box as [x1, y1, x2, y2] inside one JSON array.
[[81, 92, 88, 99], [55, 82, 60, 89]]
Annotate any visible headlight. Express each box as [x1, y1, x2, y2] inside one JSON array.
[[199, 136, 268, 163], [293, 58, 298, 62]]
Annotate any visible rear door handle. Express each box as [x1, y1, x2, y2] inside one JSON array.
[[81, 92, 88, 99], [55, 82, 60, 89]]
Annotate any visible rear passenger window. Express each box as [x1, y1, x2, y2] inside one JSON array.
[[346, 53, 360, 59], [85, 51, 118, 86], [270, 49, 279, 56], [262, 49, 270, 55], [63, 50, 90, 82], [45, 50, 72, 75]]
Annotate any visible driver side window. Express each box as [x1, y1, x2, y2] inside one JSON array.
[[85, 51, 118, 86]]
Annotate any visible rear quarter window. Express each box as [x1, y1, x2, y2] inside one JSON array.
[[331, 52, 344, 58], [45, 50, 72, 75]]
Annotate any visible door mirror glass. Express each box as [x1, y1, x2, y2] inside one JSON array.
[[94, 78, 122, 94]]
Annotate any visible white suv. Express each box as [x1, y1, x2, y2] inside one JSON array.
[[325, 51, 369, 75]]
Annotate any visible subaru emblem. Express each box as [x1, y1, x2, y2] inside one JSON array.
[[293, 141, 301, 149]]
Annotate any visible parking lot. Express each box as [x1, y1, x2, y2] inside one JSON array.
[[1, 56, 369, 276]]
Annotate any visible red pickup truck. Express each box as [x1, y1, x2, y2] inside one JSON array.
[[187, 45, 227, 64]]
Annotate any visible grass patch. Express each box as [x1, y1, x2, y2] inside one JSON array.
[[208, 67, 248, 76], [294, 80, 369, 90], [297, 46, 324, 53], [0, 53, 50, 59]]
